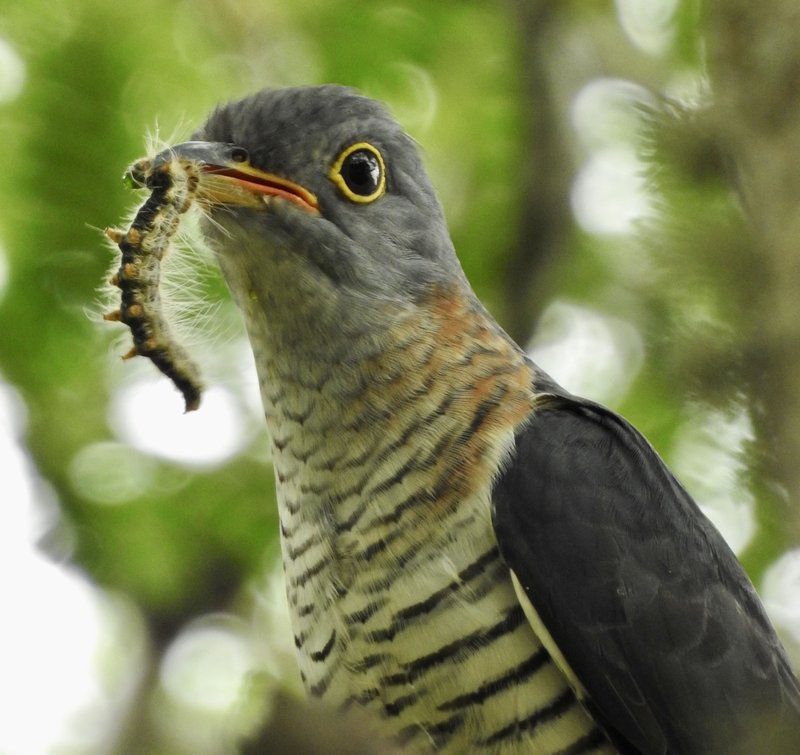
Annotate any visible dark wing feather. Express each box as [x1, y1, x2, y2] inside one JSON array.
[[492, 385, 800, 754]]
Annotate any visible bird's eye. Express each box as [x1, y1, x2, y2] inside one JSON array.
[[329, 143, 386, 203]]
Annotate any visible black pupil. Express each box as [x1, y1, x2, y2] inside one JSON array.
[[341, 150, 381, 196]]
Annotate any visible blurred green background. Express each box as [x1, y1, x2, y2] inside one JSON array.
[[1, 1, 799, 752]]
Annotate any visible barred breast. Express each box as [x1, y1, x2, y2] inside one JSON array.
[[253, 287, 615, 754]]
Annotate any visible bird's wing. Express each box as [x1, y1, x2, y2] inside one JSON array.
[[491, 382, 800, 754]]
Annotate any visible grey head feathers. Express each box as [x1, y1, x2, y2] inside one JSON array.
[[196, 85, 465, 304]]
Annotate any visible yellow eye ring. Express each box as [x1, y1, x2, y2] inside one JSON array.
[[329, 142, 386, 203]]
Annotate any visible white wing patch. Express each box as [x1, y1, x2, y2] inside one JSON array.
[[511, 569, 588, 701]]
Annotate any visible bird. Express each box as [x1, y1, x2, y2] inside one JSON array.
[[157, 85, 800, 753]]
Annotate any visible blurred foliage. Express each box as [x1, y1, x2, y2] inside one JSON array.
[[0, 0, 798, 752]]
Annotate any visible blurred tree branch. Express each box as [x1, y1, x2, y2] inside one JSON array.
[[704, 0, 800, 549], [503, 0, 574, 344]]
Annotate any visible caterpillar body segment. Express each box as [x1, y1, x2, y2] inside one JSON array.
[[106, 157, 204, 413]]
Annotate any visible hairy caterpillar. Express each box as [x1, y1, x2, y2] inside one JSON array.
[[104, 155, 204, 412]]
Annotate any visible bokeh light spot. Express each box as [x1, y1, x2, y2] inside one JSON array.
[[614, 0, 678, 56], [68, 441, 157, 505], [0, 381, 56, 555], [0, 563, 102, 753], [251, 560, 303, 691], [664, 69, 711, 109], [762, 549, 800, 665], [528, 301, 644, 407], [571, 146, 653, 236], [1, 379, 147, 754], [669, 404, 756, 554], [160, 617, 254, 714], [365, 62, 438, 135], [0, 37, 25, 102], [110, 379, 251, 467], [0, 378, 27, 439], [571, 77, 654, 151]]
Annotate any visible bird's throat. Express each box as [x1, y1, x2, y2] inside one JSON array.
[[247, 285, 535, 539], [244, 284, 535, 713]]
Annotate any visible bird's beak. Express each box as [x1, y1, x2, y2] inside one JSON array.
[[141, 141, 320, 215]]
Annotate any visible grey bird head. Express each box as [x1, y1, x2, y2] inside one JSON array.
[[171, 85, 468, 343]]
